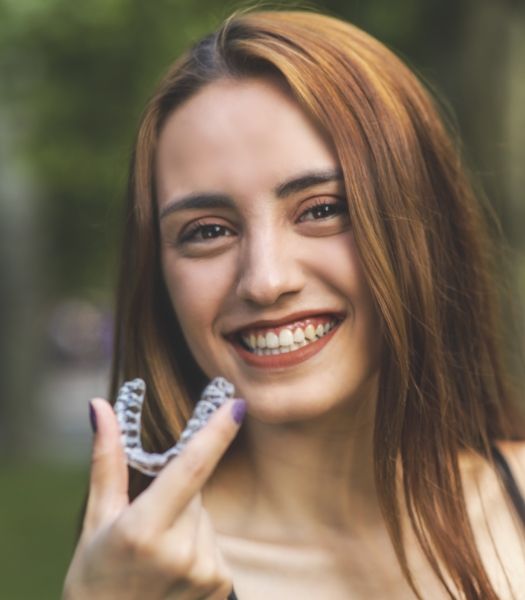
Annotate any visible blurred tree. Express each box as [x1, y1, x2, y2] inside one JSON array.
[[0, 108, 44, 455]]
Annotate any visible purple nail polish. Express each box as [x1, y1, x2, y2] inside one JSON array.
[[231, 399, 246, 424], [89, 401, 97, 433]]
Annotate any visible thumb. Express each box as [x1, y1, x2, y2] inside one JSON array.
[[84, 398, 129, 533]]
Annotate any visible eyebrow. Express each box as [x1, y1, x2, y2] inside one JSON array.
[[275, 168, 343, 198], [159, 193, 234, 220], [159, 168, 343, 220]]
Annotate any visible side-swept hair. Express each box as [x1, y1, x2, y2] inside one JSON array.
[[111, 10, 524, 598]]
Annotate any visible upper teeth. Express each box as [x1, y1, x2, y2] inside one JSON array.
[[241, 320, 337, 353]]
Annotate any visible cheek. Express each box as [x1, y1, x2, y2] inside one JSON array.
[[308, 233, 366, 299], [162, 253, 235, 339], [311, 234, 380, 347]]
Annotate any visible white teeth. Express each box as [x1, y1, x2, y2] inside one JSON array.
[[293, 328, 305, 343], [304, 324, 316, 340], [241, 319, 338, 355], [266, 331, 279, 349], [279, 329, 294, 346]]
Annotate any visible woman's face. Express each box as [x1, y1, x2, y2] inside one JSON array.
[[156, 77, 381, 423]]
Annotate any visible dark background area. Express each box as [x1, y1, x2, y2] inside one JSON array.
[[0, 0, 524, 597]]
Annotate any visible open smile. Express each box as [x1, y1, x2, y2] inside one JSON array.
[[227, 313, 344, 368]]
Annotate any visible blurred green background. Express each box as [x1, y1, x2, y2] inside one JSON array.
[[0, 0, 524, 597]]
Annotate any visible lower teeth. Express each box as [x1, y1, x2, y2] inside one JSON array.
[[252, 338, 315, 356]]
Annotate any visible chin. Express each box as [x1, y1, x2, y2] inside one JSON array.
[[235, 376, 378, 426]]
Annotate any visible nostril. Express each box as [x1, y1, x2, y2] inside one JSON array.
[[236, 271, 302, 306]]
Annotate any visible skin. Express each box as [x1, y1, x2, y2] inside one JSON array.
[[156, 76, 382, 427], [63, 397, 244, 600], [63, 77, 525, 599]]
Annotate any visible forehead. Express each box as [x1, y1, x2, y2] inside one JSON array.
[[155, 77, 338, 204]]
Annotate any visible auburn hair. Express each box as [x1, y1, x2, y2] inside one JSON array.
[[110, 10, 525, 599]]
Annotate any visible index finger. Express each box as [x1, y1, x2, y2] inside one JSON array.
[[129, 398, 245, 530], [85, 398, 129, 531]]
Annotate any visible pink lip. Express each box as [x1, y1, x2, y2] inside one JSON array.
[[226, 310, 345, 337], [229, 319, 342, 369]]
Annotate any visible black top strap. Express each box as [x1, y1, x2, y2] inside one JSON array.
[[491, 445, 525, 527], [227, 590, 238, 600]]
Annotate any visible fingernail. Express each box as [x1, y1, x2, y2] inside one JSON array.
[[89, 401, 97, 433], [231, 399, 246, 425]]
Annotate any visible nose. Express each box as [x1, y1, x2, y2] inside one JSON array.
[[235, 229, 304, 306]]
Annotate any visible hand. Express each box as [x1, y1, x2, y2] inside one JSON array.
[[62, 395, 245, 600]]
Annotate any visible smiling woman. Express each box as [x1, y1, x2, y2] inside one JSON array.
[[156, 76, 380, 425], [63, 9, 525, 600]]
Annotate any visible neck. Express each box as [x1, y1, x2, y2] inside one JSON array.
[[205, 389, 384, 544]]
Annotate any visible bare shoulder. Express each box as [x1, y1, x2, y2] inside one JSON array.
[[461, 441, 525, 597]]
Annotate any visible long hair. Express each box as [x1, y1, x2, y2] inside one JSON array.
[[110, 10, 525, 599]]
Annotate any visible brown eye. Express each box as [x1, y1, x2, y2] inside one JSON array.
[[198, 224, 232, 240], [298, 198, 348, 222], [181, 223, 235, 243]]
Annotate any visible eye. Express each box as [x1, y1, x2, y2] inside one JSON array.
[[297, 197, 349, 222], [180, 221, 235, 244]]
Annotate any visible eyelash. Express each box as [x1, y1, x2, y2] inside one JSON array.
[[178, 197, 348, 245], [297, 197, 348, 222], [179, 221, 234, 244]]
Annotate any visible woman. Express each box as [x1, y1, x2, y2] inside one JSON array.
[[63, 9, 525, 599]]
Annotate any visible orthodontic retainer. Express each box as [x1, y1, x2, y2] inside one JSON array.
[[114, 376, 235, 477]]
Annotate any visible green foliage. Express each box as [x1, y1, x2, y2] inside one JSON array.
[[1, 0, 229, 295]]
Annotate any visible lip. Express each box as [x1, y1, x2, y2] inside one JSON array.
[[225, 310, 345, 336], [227, 312, 344, 369]]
